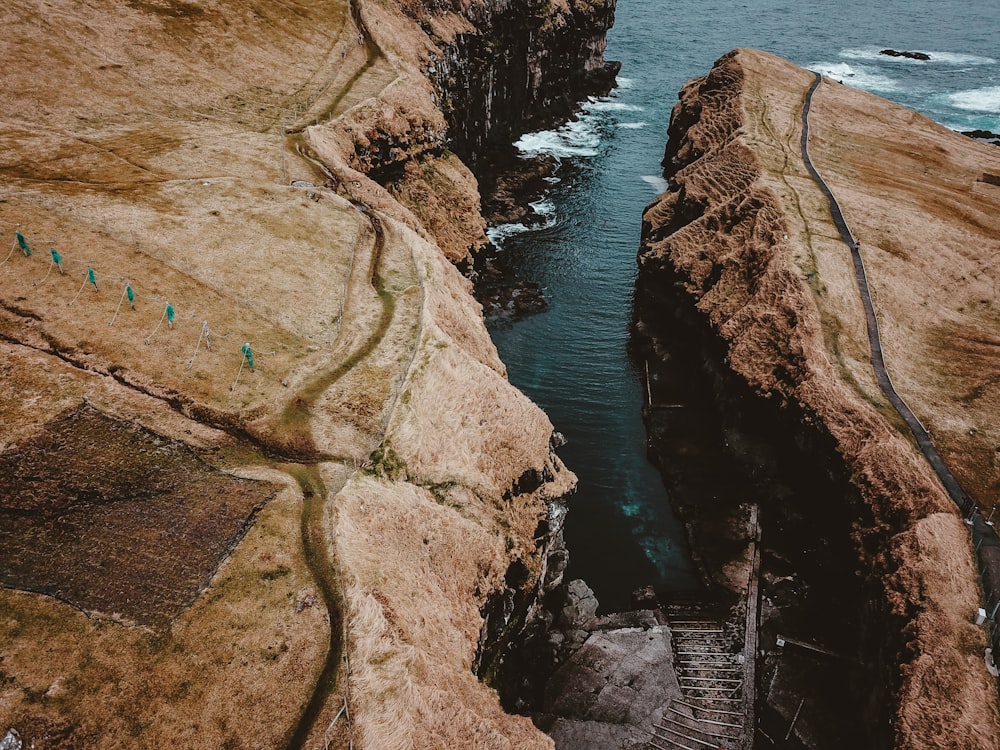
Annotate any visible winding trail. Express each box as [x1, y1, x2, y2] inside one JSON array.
[[800, 72, 973, 516], [800, 73, 1000, 665]]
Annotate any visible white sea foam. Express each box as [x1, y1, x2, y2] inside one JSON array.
[[515, 112, 602, 159], [807, 62, 901, 93], [486, 196, 557, 249], [641, 175, 669, 193], [841, 47, 996, 66], [583, 98, 644, 113], [944, 117, 1000, 133], [616, 76, 635, 89], [486, 222, 530, 247], [512, 90, 644, 158], [529, 197, 557, 217], [948, 86, 1000, 113], [486, 199, 559, 248], [924, 51, 997, 65], [543, 175, 561, 184]]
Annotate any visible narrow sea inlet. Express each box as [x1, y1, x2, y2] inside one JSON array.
[[485, 0, 1000, 613]]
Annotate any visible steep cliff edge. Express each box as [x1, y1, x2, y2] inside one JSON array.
[[295, 0, 617, 263], [0, 0, 613, 747], [634, 49, 1000, 747]]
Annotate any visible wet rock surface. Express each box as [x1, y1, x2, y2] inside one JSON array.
[[534, 610, 679, 750], [879, 49, 931, 60], [471, 154, 558, 322], [480, 154, 560, 226], [964, 129, 1000, 146]]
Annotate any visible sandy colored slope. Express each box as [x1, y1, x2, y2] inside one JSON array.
[[738, 51, 1000, 504], [0, 1, 569, 748]]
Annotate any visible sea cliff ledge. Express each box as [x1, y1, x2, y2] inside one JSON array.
[[633, 48, 1000, 748]]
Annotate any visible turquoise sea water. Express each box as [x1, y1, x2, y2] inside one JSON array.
[[487, 0, 1000, 612]]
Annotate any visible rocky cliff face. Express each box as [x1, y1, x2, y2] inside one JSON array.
[[633, 49, 1000, 748], [420, 0, 618, 165]]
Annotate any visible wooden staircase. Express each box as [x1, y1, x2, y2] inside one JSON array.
[[648, 597, 745, 750]]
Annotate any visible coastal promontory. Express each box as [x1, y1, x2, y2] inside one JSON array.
[[634, 48, 1000, 747]]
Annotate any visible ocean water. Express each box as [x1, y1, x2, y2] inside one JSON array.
[[487, 0, 1000, 612]]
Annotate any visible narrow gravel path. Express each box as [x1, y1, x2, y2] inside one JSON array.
[[800, 73, 1000, 652], [800, 72, 973, 517]]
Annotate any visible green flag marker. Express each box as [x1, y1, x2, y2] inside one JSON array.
[[126, 284, 134, 305], [16, 231, 30, 256], [87, 267, 97, 288], [241, 343, 254, 369], [166, 303, 175, 322], [50, 248, 62, 265]]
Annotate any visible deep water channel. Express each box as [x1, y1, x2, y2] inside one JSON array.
[[484, 70, 701, 612]]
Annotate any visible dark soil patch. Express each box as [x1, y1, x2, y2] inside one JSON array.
[[0, 403, 276, 625]]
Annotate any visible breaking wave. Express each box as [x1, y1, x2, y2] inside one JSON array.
[[640, 175, 669, 193], [486, 200, 559, 249], [515, 113, 602, 158], [807, 61, 902, 93], [947, 86, 1000, 113], [840, 47, 997, 66], [583, 99, 644, 112], [485, 222, 531, 248]]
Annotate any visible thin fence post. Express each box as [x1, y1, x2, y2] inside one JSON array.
[[33, 245, 60, 286], [281, 124, 288, 184], [187, 320, 210, 370], [145, 301, 171, 344], [230, 348, 247, 392], [0, 226, 20, 266], [108, 281, 132, 327], [67, 266, 97, 307]]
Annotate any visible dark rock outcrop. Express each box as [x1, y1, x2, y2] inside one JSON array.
[[425, 0, 619, 166], [965, 129, 1000, 146], [474, 492, 574, 713], [880, 49, 931, 61]]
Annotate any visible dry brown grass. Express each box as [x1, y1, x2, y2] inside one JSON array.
[[0, 468, 327, 749], [893, 514, 1000, 749], [323, 223, 571, 749], [0, 402, 277, 624], [800, 63, 1000, 504], [337, 478, 555, 750], [643, 48, 1000, 747], [734, 49, 1000, 744], [1, 2, 575, 747]]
